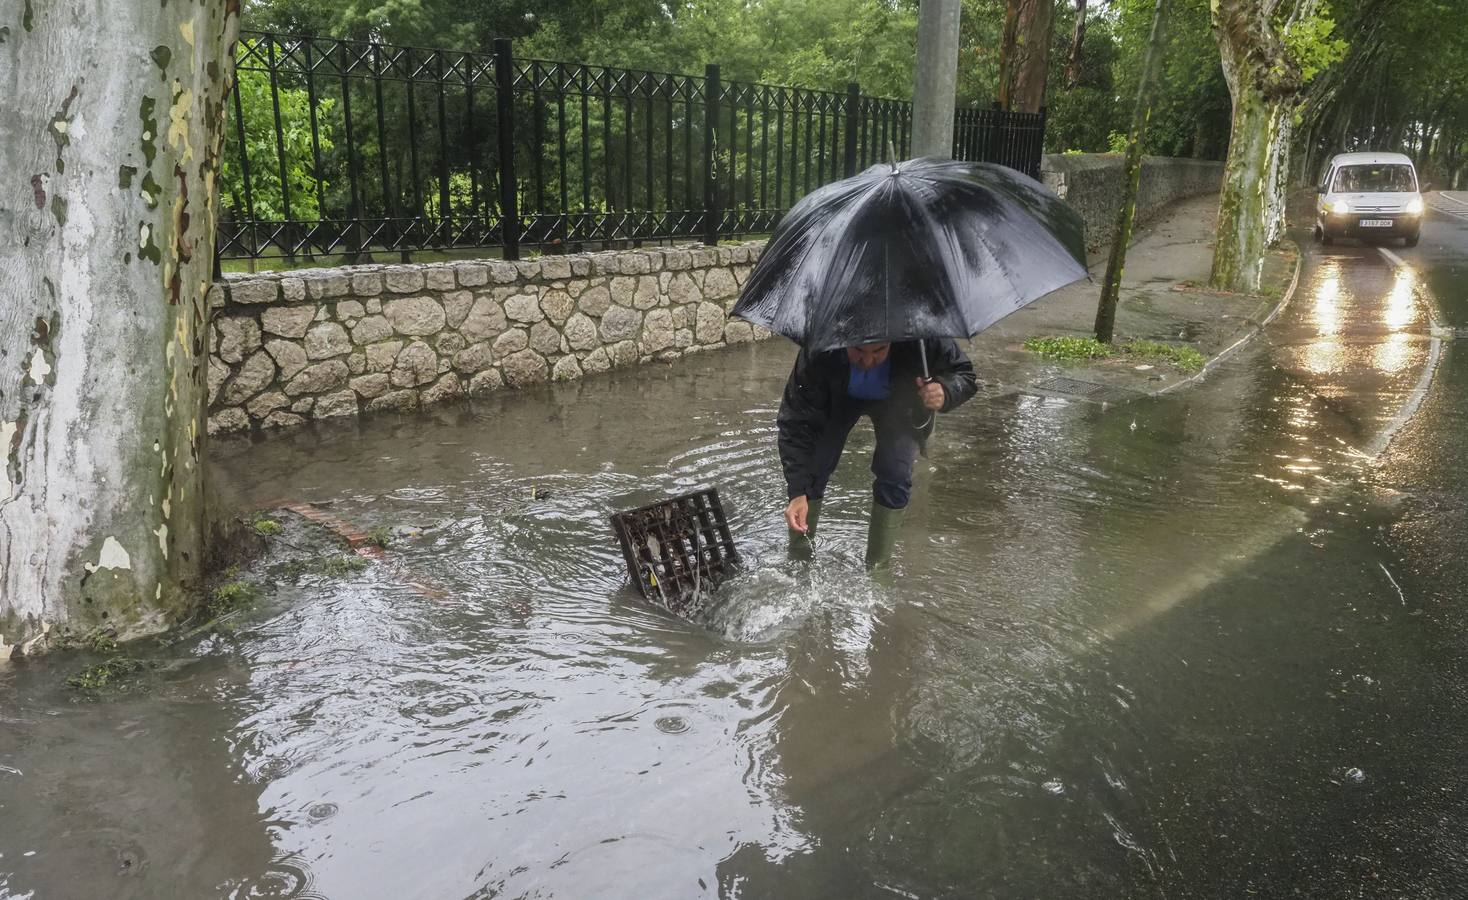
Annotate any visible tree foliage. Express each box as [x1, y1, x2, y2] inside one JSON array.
[[235, 0, 1468, 194], [221, 42, 336, 221], [1296, 0, 1468, 188]]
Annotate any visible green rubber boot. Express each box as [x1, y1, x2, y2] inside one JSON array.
[[864, 502, 905, 570], [788, 498, 822, 559]]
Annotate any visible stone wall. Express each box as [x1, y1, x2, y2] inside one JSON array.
[[206, 244, 768, 434], [1040, 154, 1223, 254], [206, 157, 1220, 434]]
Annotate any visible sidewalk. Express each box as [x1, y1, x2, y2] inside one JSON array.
[[959, 193, 1299, 400]]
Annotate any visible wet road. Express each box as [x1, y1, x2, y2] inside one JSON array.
[[3, 202, 1467, 898]]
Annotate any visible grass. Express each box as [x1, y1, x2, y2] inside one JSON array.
[[86, 633, 119, 654], [1023, 335, 1206, 373], [1120, 340, 1206, 373], [365, 526, 392, 549], [322, 555, 369, 577], [252, 517, 282, 537], [207, 579, 259, 619], [66, 656, 148, 692], [1022, 336, 1112, 360]]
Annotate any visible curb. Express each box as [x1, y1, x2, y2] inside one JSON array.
[[1151, 238, 1304, 397], [277, 501, 451, 600]]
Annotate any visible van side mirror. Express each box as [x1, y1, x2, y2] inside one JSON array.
[[1316, 186, 1325, 195], [1423, 182, 1434, 192]]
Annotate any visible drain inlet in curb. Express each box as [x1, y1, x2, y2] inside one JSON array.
[[1029, 376, 1143, 404]]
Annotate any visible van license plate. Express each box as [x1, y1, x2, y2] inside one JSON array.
[[1360, 219, 1393, 228]]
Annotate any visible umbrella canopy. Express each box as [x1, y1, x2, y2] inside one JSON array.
[[731, 157, 1088, 351]]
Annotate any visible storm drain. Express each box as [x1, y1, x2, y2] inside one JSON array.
[[1034, 376, 1109, 398], [1030, 375, 1143, 405], [610, 488, 740, 618]]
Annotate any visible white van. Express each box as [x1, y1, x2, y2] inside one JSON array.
[[1315, 151, 1424, 247]]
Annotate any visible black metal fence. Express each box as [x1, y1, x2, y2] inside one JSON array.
[[219, 32, 1046, 262]]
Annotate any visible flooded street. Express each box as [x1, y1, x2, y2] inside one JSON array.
[[5, 207, 1468, 898]]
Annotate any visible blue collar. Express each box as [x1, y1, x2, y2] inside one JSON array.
[[847, 357, 892, 400]]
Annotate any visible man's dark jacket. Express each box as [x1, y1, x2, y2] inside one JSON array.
[[777, 339, 978, 500]]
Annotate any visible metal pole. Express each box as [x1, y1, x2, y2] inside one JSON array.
[[702, 63, 721, 247], [911, 0, 961, 160], [494, 38, 520, 260], [844, 82, 860, 177]]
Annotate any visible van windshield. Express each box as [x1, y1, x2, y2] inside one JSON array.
[[1333, 164, 1417, 193]]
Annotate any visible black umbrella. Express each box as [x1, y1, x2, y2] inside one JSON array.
[[730, 157, 1088, 355]]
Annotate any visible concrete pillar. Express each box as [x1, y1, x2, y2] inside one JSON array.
[[912, 0, 962, 159]]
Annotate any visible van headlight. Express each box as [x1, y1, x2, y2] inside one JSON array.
[[1330, 199, 1350, 215], [1406, 196, 1424, 215]]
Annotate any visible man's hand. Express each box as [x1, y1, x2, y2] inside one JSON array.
[[917, 377, 946, 412], [785, 495, 810, 533]]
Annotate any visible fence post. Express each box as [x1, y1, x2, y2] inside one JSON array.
[[844, 83, 861, 177], [987, 100, 1004, 167], [495, 38, 521, 261], [1035, 106, 1048, 179], [703, 63, 721, 247], [265, 38, 295, 259]]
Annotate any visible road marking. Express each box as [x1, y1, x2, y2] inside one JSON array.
[[1377, 244, 1448, 334], [1367, 319, 1442, 457], [1369, 244, 1447, 455], [1427, 195, 1468, 221], [1439, 191, 1468, 207]]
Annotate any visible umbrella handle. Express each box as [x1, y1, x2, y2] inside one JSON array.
[[916, 338, 934, 431]]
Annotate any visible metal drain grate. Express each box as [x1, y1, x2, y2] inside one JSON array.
[[1029, 375, 1144, 405], [610, 488, 740, 618], [1034, 376, 1110, 398]]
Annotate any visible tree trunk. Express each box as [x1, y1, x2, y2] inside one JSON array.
[[0, 0, 240, 655], [1208, 0, 1306, 293], [1295, 117, 1318, 186], [1210, 87, 1291, 291], [1065, 0, 1088, 89], [1095, 0, 1169, 343], [998, 0, 1056, 113]]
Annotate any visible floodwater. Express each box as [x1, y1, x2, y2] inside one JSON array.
[[5, 209, 1468, 898]]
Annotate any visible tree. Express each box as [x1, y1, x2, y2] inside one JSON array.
[[1065, 0, 1088, 89], [1208, 0, 1343, 292], [1292, 0, 1468, 189], [0, 1, 240, 654], [1095, 0, 1171, 342], [1115, 0, 1231, 158], [997, 0, 1057, 112], [1042, 5, 1119, 152]]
